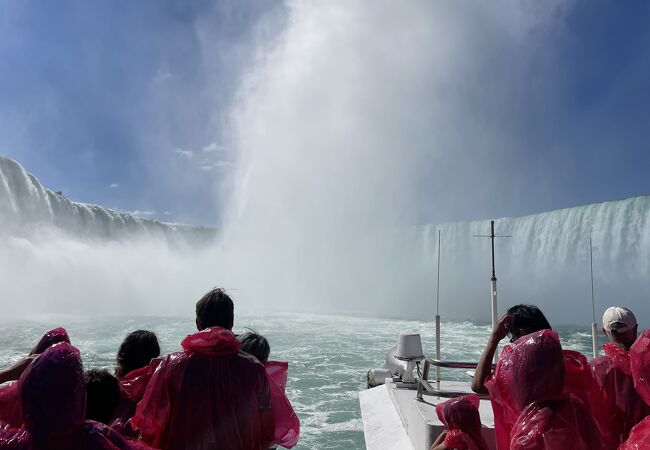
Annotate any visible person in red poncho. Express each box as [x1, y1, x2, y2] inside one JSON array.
[[132, 288, 275, 450], [471, 305, 552, 450], [504, 330, 604, 450], [589, 307, 649, 446], [0, 341, 151, 450], [238, 331, 300, 449], [0, 327, 71, 428], [472, 305, 613, 449], [110, 330, 161, 437], [429, 395, 489, 450], [619, 329, 650, 450]]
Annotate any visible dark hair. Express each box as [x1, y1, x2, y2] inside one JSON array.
[[116, 330, 160, 378], [507, 304, 552, 338], [238, 331, 270, 362], [84, 369, 120, 424], [196, 288, 234, 331]]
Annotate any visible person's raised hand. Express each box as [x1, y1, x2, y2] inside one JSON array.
[[430, 430, 448, 450], [490, 314, 513, 343]]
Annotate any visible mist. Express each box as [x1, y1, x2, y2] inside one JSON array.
[[213, 1, 586, 319], [2, 1, 649, 326]]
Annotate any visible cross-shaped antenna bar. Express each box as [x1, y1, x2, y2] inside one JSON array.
[[473, 220, 511, 280], [473, 220, 512, 362]]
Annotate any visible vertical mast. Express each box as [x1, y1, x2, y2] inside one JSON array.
[[474, 221, 510, 363], [489, 221, 498, 362], [490, 220, 497, 333], [436, 229, 441, 316], [435, 229, 441, 389], [590, 236, 598, 358]]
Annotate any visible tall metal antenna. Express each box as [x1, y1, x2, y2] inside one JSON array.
[[589, 236, 597, 358], [436, 229, 441, 316], [435, 229, 441, 389], [474, 220, 511, 361]]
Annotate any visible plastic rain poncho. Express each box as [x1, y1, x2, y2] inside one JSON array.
[[111, 360, 160, 438], [0, 328, 71, 428], [0, 342, 151, 450], [619, 330, 650, 450], [503, 330, 604, 450], [264, 361, 300, 449], [435, 395, 489, 450], [590, 343, 649, 445], [132, 327, 274, 450]]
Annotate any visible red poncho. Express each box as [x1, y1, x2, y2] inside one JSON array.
[[0, 385, 20, 430], [264, 361, 300, 449], [132, 327, 274, 450], [630, 330, 650, 406], [619, 330, 650, 450], [111, 361, 160, 438], [30, 327, 71, 355], [589, 343, 650, 445], [486, 330, 604, 450], [435, 395, 489, 450], [510, 397, 604, 450], [0, 342, 150, 450], [0, 327, 71, 428], [486, 330, 563, 450]]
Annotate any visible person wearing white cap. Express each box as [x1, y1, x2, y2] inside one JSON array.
[[602, 306, 638, 351], [588, 306, 649, 445]]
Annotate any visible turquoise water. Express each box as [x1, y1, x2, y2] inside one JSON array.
[[0, 313, 604, 450]]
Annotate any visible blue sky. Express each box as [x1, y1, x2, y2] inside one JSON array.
[[1, 1, 649, 226], [0, 0, 285, 224]]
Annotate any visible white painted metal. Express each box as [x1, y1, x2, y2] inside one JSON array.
[[491, 278, 499, 362], [359, 383, 415, 450], [360, 380, 497, 450], [396, 333, 425, 359], [590, 236, 598, 359], [435, 314, 441, 389]]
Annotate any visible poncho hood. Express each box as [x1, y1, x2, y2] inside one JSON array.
[[19, 342, 85, 435], [181, 327, 241, 357]]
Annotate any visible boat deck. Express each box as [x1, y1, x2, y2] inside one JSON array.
[[359, 379, 496, 450]]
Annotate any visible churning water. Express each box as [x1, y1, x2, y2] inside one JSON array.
[[0, 313, 605, 450]]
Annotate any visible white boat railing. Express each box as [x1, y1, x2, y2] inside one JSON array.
[[415, 357, 495, 400]]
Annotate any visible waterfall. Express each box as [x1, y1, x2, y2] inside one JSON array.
[[1, 154, 647, 323], [423, 197, 650, 325], [0, 155, 222, 317], [0, 156, 215, 245]]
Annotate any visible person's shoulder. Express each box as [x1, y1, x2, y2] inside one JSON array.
[[166, 350, 189, 363], [236, 350, 265, 368], [590, 354, 613, 372], [152, 351, 189, 378]]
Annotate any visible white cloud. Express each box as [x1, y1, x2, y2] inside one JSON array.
[[130, 210, 156, 216], [109, 183, 119, 188], [153, 68, 173, 83], [163, 211, 172, 216], [199, 160, 233, 171], [202, 142, 226, 153], [174, 148, 194, 159]]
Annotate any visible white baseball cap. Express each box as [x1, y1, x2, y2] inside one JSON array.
[[602, 306, 637, 333]]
